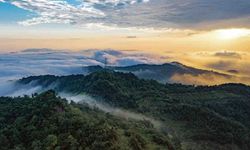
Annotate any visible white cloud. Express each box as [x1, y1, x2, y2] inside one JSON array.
[[2, 0, 148, 26]]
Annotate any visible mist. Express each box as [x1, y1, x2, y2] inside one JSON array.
[[0, 80, 57, 97], [0, 80, 40, 97], [170, 73, 250, 86], [59, 93, 163, 129]]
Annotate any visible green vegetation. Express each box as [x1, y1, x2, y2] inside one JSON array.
[[13, 71, 250, 149], [0, 90, 177, 150]]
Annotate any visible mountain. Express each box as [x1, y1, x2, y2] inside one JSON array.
[[82, 62, 232, 84], [16, 71, 250, 150]]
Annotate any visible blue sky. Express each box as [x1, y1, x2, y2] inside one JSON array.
[[0, 2, 32, 24], [0, 0, 81, 24]]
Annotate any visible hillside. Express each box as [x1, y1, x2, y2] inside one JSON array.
[[17, 71, 250, 150], [0, 90, 178, 150]]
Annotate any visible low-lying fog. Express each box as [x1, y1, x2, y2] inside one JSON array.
[[0, 80, 163, 130]]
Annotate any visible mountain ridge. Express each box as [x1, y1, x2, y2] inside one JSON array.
[[82, 62, 233, 84]]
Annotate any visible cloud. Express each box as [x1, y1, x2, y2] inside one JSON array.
[[170, 73, 250, 86], [207, 60, 234, 70], [1, 0, 250, 29], [227, 70, 239, 74], [202, 51, 243, 71], [90, 49, 164, 66], [0, 48, 166, 82], [126, 36, 137, 38], [213, 51, 242, 59], [1, 0, 149, 26], [193, 50, 250, 76], [3, 0, 106, 26]]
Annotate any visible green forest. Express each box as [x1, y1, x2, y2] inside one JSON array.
[[0, 90, 178, 150]]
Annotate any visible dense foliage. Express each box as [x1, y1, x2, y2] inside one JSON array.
[[0, 90, 177, 150], [18, 71, 250, 149]]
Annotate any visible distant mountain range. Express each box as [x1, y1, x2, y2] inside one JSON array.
[[2, 48, 247, 85], [82, 62, 232, 84]]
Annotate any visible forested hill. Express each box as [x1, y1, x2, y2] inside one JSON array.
[[15, 71, 250, 149], [0, 90, 178, 150]]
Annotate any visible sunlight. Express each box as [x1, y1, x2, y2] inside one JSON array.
[[215, 29, 250, 40]]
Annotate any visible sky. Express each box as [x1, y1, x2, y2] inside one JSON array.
[[1, 0, 250, 51], [0, 0, 250, 83]]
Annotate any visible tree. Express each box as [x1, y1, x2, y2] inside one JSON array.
[[44, 134, 58, 150]]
